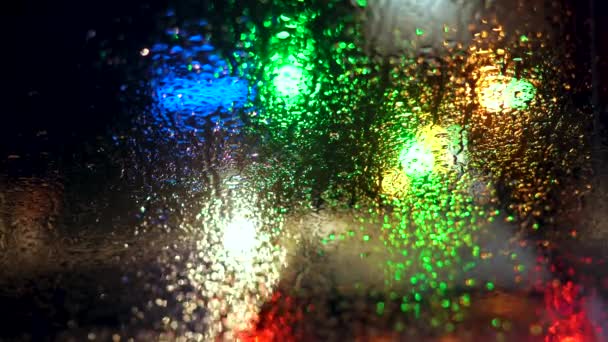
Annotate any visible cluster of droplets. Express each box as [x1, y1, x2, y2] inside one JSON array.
[[122, 0, 596, 340], [239, 8, 325, 137], [132, 169, 288, 341], [184, 174, 287, 340], [147, 17, 253, 144]]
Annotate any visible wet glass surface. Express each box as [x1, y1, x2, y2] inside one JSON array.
[[1, 0, 608, 341]]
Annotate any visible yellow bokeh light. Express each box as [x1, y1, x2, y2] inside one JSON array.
[[413, 124, 457, 175], [383, 123, 465, 198], [477, 73, 512, 112], [381, 167, 411, 198], [475, 65, 536, 113]]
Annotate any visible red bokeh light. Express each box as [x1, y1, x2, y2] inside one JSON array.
[[544, 281, 597, 342]]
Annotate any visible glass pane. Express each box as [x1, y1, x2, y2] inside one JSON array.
[[1, 0, 606, 341]]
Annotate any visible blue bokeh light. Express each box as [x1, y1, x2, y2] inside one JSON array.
[[148, 26, 253, 133], [154, 72, 250, 120]]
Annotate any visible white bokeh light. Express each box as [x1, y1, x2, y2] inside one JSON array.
[[187, 172, 288, 340], [362, 0, 480, 55], [222, 212, 259, 264], [361, 0, 554, 56]]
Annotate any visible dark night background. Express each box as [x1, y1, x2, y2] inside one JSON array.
[[0, 0, 606, 170], [0, 0, 167, 170]]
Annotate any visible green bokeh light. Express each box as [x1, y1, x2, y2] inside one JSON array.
[[505, 78, 536, 109], [399, 141, 435, 178], [396, 124, 465, 181], [273, 64, 305, 98], [244, 10, 321, 130]]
